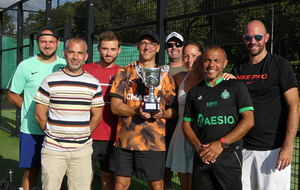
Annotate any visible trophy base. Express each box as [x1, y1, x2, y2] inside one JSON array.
[[144, 102, 160, 112]]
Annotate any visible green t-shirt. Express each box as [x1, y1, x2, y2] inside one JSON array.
[[9, 55, 66, 135]]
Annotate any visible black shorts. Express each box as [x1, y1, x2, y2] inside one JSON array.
[[109, 147, 165, 181], [92, 140, 114, 173], [192, 150, 243, 190]]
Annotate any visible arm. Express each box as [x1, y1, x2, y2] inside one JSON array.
[[111, 97, 140, 117], [151, 107, 178, 120], [8, 91, 23, 109], [276, 87, 300, 171], [34, 102, 49, 131], [90, 106, 103, 133], [182, 120, 210, 164], [201, 110, 254, 162]]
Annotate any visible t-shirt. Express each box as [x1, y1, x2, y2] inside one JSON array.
[[109, 65, 177, 151], [168, 64, 188, 76], [232, 53, 298, 150], [82, 62, 120, 141], [9, 55, 66, 135], [34, 69, 104, 151], [183, 77, 253, 149]]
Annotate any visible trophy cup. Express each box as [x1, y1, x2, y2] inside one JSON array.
[[136, 65, 169, 112]]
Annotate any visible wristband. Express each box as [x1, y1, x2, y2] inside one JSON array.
[[196, 144, 203, 152], [161, 110, 165, 118]]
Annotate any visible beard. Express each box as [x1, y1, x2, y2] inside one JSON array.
[[39, 49, 56, 58], [101, 55, 117, 65], [247, 43, 265, 56]]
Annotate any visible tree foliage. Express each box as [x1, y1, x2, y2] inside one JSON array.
[[2, 12, 15, 34]]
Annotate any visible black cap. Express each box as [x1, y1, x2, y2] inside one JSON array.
[[138, 29, 159, 44], [37, 26, 59, 39]]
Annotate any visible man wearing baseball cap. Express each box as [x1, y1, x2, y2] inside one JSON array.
[[8, 26, 65, 190], [164, 32, 187, 189], [165, 32, 187, 76], [108, 29, 178, 190]]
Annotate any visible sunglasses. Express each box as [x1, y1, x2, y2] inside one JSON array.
[[243, 34, 266, 42], [166, 42, 183, 48]]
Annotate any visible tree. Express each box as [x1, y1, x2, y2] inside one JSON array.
[[2, 12, 15, 34]]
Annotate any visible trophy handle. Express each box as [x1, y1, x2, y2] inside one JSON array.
[[136, 65, 144, 83], [160, 65, 169, 83]]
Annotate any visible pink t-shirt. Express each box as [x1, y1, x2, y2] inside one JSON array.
[[82, 62, 120, 141]]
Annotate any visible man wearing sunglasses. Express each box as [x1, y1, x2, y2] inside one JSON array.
[[165, 32, 187, 76], [164, 32, 188, 189], [232, 20, 299, 190]]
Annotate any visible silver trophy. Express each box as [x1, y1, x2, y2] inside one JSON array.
[[136, 65, 169, 112]]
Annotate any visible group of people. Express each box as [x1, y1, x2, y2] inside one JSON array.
[[7, 19, 299, 190]]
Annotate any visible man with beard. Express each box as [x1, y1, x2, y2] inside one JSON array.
[[7, 26, 66, 190], [109, 29, 177, 190], [165, 32, 187, 76], [34, 36, 104, 190], [164, 32, 187, 190], [82, 31, 121, 190], [232, 20, 299, 190]]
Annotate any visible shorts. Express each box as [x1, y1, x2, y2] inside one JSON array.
[[192, 150, 242, 190], [109, 147, 165, 181], [19, 132, 44, 168], [91, 140, 114, 172], [242, 148, 291, 190]]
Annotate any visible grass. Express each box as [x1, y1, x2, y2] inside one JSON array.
[[0, 105, 182, 190]]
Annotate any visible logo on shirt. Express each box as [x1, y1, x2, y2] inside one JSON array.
[[31, 71, 39, 75], [236, 74, 268, 80], [221, 89, 230, 99], [246, 81, 254, 84], [206, 101, 217, 107], [197, 95, 203, 101], [197, 114, 235, 128]]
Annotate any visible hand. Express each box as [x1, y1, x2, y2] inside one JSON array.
[[128, 61, 138, 67], [275, 146, 293, 171], [223, 73, 236, 80], [198, 140, 223, 164], [151, 109, 165, 120], [139, 103, 151, 120]]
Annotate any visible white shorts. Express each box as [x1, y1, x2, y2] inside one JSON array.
[[242, 148, 291, 190]]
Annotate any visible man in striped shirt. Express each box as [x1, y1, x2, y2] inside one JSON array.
[[34, 36, 104, 190]]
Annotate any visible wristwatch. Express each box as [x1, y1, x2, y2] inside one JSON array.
[[220, 138, 229, 149]]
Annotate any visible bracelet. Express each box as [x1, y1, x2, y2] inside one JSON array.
[[161, 110, 165, 118], [196, 144, 203, 152]]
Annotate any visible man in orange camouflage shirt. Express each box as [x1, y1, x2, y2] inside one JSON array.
[[109, 29, 178, 190]]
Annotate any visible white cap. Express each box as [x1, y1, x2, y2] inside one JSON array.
[[165, 32, 184, 43]]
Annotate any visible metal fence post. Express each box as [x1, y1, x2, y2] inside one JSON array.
[[156, 0, 167, 66], [86, 0, 94, 63]]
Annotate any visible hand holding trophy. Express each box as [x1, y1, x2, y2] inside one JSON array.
[[136, 65, 169, 112]]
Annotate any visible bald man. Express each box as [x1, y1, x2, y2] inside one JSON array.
[[232, 20, 299, 190]]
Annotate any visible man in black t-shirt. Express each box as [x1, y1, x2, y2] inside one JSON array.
[[183, 45, 254, 190], [232, 20, 299, 190]]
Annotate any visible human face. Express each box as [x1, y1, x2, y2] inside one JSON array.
[[37, 30, 60, 58], [243, 21, 269, 57], [183, 44, 202, 72], [63, 40, 88, 74], [98, 40, 121, 66], [202, 48, 228, 82], [137, 36, 160, 62], [166, 38, 183, 62]]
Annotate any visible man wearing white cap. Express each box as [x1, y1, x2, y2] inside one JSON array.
[[165, 32, 188, 76], [164, 32, 188, 189]]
